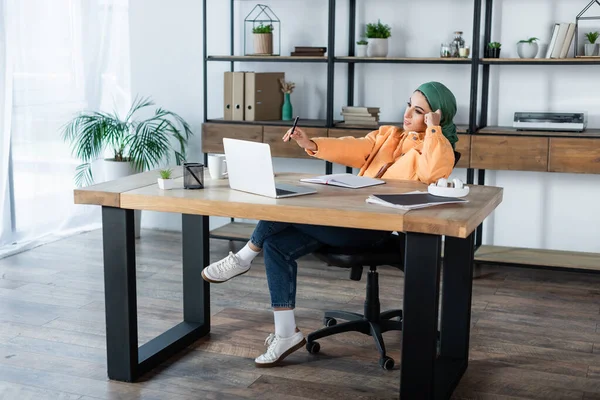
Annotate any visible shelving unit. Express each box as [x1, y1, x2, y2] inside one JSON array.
[[201, 0, 600, 271]]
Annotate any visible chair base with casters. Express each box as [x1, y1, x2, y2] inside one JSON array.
[[305, 234, 405, 370]]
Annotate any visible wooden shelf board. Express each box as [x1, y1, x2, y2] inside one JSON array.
[[210, 222, 256, 241], [482, 57, 600, 64], [207, 55, 327, 62], [476, 126, 600, 138], [336, 56, 470, 64], [475, 245, 600, 272]]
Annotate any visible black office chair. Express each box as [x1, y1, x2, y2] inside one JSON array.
[[305, 151, 461, 370]]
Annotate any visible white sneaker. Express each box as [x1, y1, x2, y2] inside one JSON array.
[[255, 331, 306, 368], [201, 252, 250, 283]]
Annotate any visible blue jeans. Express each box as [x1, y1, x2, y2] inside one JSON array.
[[249, 220, 392, 309]]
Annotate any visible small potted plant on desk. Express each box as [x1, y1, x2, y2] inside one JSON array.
[[365, 19, 391, 57], [158, 168, 174, 190], [487, 42, 502, 58], [356, 39, 368, 57], [584, 31, 599, 56], [517, 37, 539, 58], [253, 23, 274, 55]]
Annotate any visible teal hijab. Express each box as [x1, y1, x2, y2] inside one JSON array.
[[415, 81, 458, 149]]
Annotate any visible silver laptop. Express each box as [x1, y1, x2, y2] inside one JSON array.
[[222, 138, 317, 199]]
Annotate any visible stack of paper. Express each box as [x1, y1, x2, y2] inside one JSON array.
[[366, 192, 468, 210], [300, 173, 385, 189]]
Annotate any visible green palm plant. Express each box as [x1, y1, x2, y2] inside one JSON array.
[[62, 96, 193, 187]]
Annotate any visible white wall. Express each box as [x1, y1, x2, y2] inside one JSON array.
[[129, 0, 600, 253]]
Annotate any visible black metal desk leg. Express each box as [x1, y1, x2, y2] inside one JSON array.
[[102, 206, 138, 381], [400, 232, 442, 399], [182, 214, 210, 325], [440, 233, 475, 361]]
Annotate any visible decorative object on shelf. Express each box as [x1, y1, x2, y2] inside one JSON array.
[[440, 43, 452, 57], [183, 163, 204, 189], [356, 40, 368, 57], [291, 46, 326, 56], [279, 78, 295, 121], [584, 31, 599, 56], [245, 4, 280, 56], [459, 45, 471, 58], [157, 168, 175, 190], [517, 37, 539, 58], [338, 106, 380, 127], [365, 19, 391, 57], [486, 42, 502, 58], [575, 0, 600, 57], [450, 31, 465, 57]]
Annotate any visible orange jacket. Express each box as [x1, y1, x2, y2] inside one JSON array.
[[305, 125, 456, 184]]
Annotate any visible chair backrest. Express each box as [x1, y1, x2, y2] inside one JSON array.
[[453, 151, 461, 168]]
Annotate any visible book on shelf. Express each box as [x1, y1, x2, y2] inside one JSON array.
[[545, 22, 575, 59], [340, 106, 380, 126], [366, 192, 468, 211], [300, 173, 385, 189], [342, 106, 380, 114], [291, 46, 327, 57]]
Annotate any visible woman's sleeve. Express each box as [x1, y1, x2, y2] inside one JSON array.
[[304, 129, 379, 169], [416, 126, 456, 184]]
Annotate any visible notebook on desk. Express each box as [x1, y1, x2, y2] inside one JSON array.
[[300, 173, 385, 189], [366, 192, 468, 210]]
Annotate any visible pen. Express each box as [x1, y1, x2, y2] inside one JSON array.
[[288, 116, 299, 143]]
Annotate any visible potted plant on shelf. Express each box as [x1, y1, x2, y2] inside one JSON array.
[[356, 39, 368, 57], [62, 96, 193, 237], [516, 37, 539, 58], [365, 20, 391, 57], [487, 42, 502, 58], [584, 31, 599, 56], [253, 23, 274, 55], [157, 168, 175, 190]]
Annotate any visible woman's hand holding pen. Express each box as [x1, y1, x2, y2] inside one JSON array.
[[282, 127, 318, 152]]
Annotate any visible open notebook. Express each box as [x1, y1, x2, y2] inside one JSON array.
[[300, 173, 385, 189], [366, 191, 468, 210]]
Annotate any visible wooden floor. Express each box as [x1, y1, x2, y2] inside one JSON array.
[[0, 230, 600, 400]]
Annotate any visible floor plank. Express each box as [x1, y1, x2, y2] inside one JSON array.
[[0, 228, 598, 399]]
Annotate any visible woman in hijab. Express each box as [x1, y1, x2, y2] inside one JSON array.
[[201, 81, 459, 367]]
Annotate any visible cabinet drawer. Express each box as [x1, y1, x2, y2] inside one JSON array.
[[264, 126, 327, 158], [455, 134, 470, 168], [470, 135, 548, 171], [202, 123, 263, 154], [549, 138, 600, 174]]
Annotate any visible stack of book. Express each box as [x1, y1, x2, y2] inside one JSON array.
[[291, 46, 326, 56], [338, 106, 380, 127], [545, 22, 576, 58]]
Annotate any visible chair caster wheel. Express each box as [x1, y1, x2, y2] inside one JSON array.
[[306, 341, 320, 354], [324, 317, 337, 327], [379, 356, 394, 370]]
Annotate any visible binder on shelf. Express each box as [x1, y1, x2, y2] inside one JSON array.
[[223, 71, 245, 121], [244, 72, 284, 121]]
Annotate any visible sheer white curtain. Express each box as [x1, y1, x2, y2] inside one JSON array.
[[0, 0, 131, 257]]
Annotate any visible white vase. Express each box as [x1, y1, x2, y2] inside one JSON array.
[[367, 38, 388, 57], [584, 43, 599, 56], [517, 42, 538, 58], [103, 159, 142, 238], [356, 44, 368, 57], [157, 178, 174, 190]]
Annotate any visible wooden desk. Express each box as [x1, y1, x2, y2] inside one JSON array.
[[74, 170, 503, 400]]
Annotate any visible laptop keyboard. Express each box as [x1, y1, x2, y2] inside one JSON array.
[[276, 188, 297, 196]]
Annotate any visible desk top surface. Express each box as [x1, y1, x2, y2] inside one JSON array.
[[74, 169, 503, 238]]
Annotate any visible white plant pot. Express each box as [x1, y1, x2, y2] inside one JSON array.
[[517, 42, 538, 58], [103, 159, 142, 238], [367, 38, 388, 57], [584, 43, 599, 56], [356, 44, 368, 57], [157, 178, 174, 190]]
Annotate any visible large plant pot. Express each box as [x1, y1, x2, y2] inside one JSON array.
[[103, 159, 142, 238], [517, 42, 538, 58], [584, 43, 599, 56], [367, 38, 388, 57], [253, 33, 273, 55]]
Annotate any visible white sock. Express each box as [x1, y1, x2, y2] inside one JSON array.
[[235, 242, 260, 267], [273, 310, 296, 338]]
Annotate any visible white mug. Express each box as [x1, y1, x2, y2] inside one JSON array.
[[208, 154, 227, 179]]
